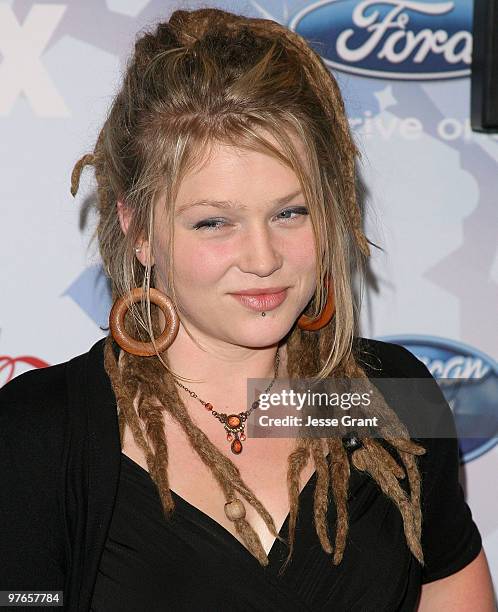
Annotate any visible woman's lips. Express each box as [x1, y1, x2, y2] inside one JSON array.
[[230, 289, 288, 312]]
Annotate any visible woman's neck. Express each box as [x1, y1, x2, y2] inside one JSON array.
[[163, 328, 287, 410]]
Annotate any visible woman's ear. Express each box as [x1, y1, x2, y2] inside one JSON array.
[[117, 199, 132, 235], [116, 200, 154, 267]]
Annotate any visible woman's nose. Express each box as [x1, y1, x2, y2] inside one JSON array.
[[237, 224, 283, 276]]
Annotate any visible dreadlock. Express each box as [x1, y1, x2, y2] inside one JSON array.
[[71, 7, 427, 574]]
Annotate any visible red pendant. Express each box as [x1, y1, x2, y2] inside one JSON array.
[[227, 415, 241, 428], [231, 438, 243, 454]]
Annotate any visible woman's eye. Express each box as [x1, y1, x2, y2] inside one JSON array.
[[275, 207, 309, 222], [192, 218, 227, 231]]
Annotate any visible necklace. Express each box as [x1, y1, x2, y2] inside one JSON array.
[[174, 347, 280, 455]]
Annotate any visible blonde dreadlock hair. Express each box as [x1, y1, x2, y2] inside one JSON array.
[[71, 7, 427, 574]]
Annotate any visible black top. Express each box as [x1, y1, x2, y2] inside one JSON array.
[[0, 337, 483, 612], [91, 451, 420, 611]]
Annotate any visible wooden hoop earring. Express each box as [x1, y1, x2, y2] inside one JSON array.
[[109, 287, 179, 356], [297, 276, 335, 331]]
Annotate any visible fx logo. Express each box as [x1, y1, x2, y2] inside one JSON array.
[[0, 4, 69, 116]]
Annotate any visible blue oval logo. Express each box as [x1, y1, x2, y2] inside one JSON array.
[[378, 334, 498, 463], [290, 0, 472, 80]]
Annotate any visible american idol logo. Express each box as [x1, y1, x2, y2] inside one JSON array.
[[380, 335, 498, 463], [289, 0, 472, 80]]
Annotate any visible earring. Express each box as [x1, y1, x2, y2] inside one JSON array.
[[297, 275, 335, 331], [109, 287, 179, 356]]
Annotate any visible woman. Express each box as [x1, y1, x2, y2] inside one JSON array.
[[0, 7, 494, 612]]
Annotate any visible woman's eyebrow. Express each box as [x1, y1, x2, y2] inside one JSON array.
[[175, 188, 303, 214]]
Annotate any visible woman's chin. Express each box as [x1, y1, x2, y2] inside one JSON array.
[[227, 319, 294, 348]]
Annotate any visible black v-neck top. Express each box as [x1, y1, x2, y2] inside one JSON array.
[[90, 422, 481, 612], [91, 451, 419, 611], [0, 336, 483, 612]]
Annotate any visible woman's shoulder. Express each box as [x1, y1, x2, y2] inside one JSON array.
[[352, 336, 458, 461], [0, 362, 70, 445], [0, 337, 107, 440], [1, 359, 67, 406], [352, 335, 431, 379]]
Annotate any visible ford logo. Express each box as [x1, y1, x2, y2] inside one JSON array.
[[289, 0, 472, 80], [378, 335, 498, 463]]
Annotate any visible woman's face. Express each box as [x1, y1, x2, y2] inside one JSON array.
[[151, 134, 317, 349]]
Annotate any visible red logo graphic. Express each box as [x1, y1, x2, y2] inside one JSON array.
[[0, 355, 50, 387]]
